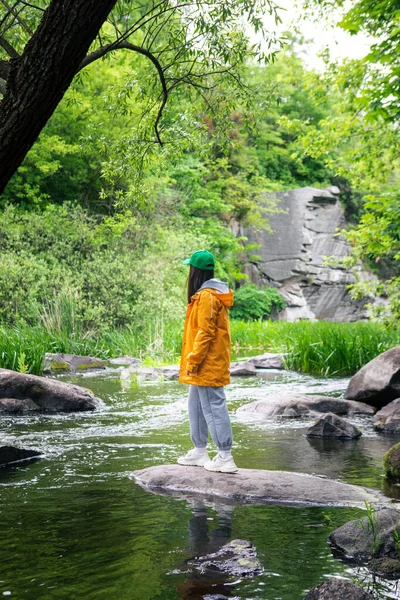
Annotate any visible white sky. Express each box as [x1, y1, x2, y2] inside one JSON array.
[[262, 0, 372, 71]]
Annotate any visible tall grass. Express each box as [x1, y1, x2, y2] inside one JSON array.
[[231, 320, 400, 376], [0, 319, 398, 377]]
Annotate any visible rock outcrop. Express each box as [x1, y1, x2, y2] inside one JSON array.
[[345, 346, 400, 409], [306, 413, 362, 439], [328, 508, 400, 561], [0, 446, 41, 466], [0, 398, 40, 414], [236, 186, 370, 322], [236, 395, 374, 419], [0, 369, 102, 412], [44, 353, 106, 374], [305, 580, 374, 600], [131, 465, 383, 507], [374, 399, 400, 432]]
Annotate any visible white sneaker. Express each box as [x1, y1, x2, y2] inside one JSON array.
[[177, 448, 210, 467], [204, 454, 238, 473]]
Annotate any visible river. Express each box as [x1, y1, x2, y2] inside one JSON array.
[[1, 367, 400, 599]]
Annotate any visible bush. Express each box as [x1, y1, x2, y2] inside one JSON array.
[[230, 284, 286, 321]]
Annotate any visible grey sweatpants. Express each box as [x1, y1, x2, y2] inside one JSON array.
[[188, 385, 233, 450]]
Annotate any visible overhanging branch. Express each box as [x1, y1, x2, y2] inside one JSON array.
[[77, 41, 168, 145], [0, 35, 20, 58]]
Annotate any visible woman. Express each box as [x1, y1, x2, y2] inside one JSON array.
[[178, 249, 238, 473]]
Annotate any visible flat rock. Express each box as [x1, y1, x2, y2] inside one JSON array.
[[236, 394, 374, 418], [0, 369, 103, 412], [374, 398, 400, 432], [305, 579, 374, 600], [306, 413, 362, 439], [44, 353, 105, 374], [344, 346, 400, 409], [121, 365, 179, 382], [131, 465, 383, 508], [109, 356, 141, 366], [328, 508, 400, 561], [0, 445, 41, 467], [187, 539, 263, 578], [0, 398, 40, 414], [244, 353, 284, 370], [230, 363, 257, 376]]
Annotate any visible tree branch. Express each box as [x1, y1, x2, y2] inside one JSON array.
[[0, 59, 10, 79], [77, 41, 168, 145], [0, 0, 34, 35], [0, 35, 19, 58]]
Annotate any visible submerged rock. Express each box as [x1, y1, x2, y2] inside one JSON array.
[[236, 395, 374, 419], [187, 539, 263, 578], [328, 508, 400, 561], [0, 369, 103, 412], [373, 399, 400, 433], [0, 446, 41, 466], [44, 353, 105, 374], [306, 413, 361, 439], [344, 346, 400, 409], [383, 443, 400, 479], [305, 579, 374, 599], [369, 557, 400, 579], [131, 464, 383, 508]]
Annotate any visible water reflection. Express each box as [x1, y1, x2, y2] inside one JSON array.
[[177, 501, 237, 600]]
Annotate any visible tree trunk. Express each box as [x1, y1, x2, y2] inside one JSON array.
[[0, 0, 118, 194]]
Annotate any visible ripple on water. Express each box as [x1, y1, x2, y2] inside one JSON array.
[[0, 369, 400, 599]]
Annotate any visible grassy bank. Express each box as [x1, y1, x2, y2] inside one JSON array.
[[0, 320, 399, 377]]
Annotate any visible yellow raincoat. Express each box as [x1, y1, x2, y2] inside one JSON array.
[[179, 285, 234, 387]]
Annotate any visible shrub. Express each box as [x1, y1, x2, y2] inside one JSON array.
[[230, 284, 286, 321]]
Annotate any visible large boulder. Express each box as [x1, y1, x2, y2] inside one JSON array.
[[344, 346, 400, 409], [131, 465, 383, 508], [305, 579, 374, 600], [383, 443, 400, 479], [236, 395, 374, 419], [245, 353, 284, 369], [306, 413, 362, 439], [187, 539, 263, 578], [373, 398, 400, 432], [230, 363, 257, 376], [0, 369, 102, 412], [44, 353, 106, 374], [328, 508, 400, 561], [0, 446, 41, 466]]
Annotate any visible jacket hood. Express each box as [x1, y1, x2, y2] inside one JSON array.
[[198, 278, 234, 308]]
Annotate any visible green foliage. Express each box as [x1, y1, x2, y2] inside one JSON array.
[[230, 284, 286, 321]]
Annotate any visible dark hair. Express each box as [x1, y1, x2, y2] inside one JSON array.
[[187, 265, 214, 303]]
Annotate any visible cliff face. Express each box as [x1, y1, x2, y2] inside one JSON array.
[[238, 186, 369, 322]]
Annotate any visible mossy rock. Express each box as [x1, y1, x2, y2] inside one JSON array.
[[50, 360, 71, 372], [383, 443, 400, 479]]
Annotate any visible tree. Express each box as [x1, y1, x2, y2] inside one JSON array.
[[0, 0, 281, 194]]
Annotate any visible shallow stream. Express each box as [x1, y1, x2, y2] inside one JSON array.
[[1, 368, 400, 599]]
